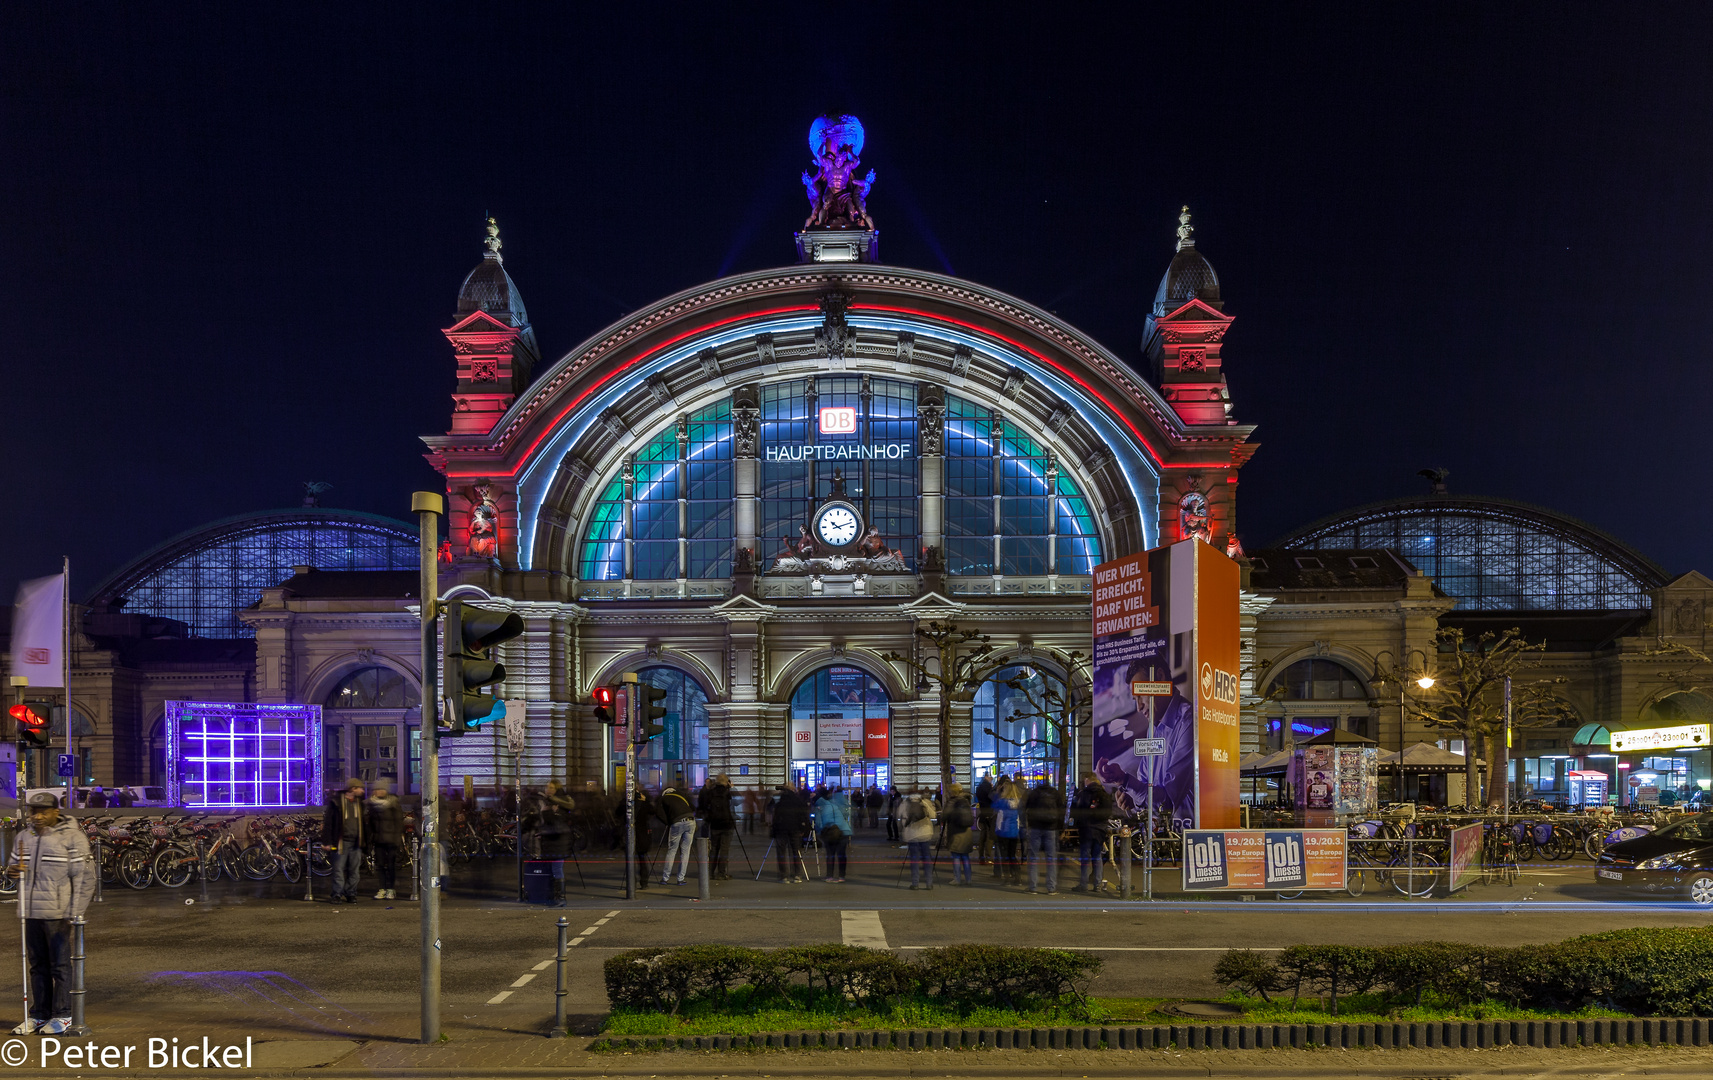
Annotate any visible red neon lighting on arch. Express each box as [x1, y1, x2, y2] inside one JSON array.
[[860, 305, 1231, 471], [445, 305, 820, 479]]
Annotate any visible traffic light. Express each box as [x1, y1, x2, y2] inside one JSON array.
[[634, 683, 669, 744], [442, 599, 525, 735], [9, 702, 51, 749], [592, 685, 614, 726]]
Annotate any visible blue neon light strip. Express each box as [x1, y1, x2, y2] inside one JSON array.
[[164, 701, 323, 808]]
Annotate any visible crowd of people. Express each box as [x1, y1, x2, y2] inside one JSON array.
[[588, 770, 1128, 895]]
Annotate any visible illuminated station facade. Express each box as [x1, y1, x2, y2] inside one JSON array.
[[16, 117, 1713, 807]]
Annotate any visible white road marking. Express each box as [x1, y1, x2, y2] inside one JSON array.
[[594, 917, 610, 924], [510, 973, 537, 987], [606, 909, 620, 917], [581, 926, 600, 935], [569, 937, 585, 946], [486, 991, 513, 1004], [841, 910, 889, 949], [532, 959, 553, 971]]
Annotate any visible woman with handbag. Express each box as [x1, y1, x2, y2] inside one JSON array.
[[943, 784, 977, 884], [812, 788, 854, 882]]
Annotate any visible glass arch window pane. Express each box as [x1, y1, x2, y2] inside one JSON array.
[[1271, 658, 1368, 701], [579, 477, 626, 581], [625, 667, 712, 791], [325, 666, 421, 709]]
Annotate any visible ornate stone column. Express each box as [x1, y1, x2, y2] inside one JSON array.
[[733, 392, 759, 564], [918, 388, 945, 569]]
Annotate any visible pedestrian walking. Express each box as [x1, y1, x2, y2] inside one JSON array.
[[9, 793, 92, 1035], [885, 786, 903, 841], [367, 781, 405, 900], [771, 784, 811, 882], [813, 788, 853, 882], [533, 782, 576, 906], [993, 779, 1023, 885], [698, 775, 736, 879], [865, 786, 883, 829], [943, 784, 976, 884], [974, 775, 996, 864], [1070, 772, 1116, 893], [322, 779, 366, 903], [657, 786, 695, 885], [1024, 777, 1064, 894], [901, 789, 937, 889]]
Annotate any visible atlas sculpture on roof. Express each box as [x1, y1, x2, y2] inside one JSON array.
[[801, 114, 875, 230]]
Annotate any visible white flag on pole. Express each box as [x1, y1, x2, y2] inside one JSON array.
[[10, 573, 65, 688]]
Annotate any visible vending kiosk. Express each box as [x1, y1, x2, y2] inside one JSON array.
[[1567, 769, 1609, 808]]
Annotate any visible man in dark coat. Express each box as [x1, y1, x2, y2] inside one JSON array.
[[974, 775, 996, 864], [1023, 778, 1066, 894], [698, 775, 737, 879], [770, 784, 811, 882], [322, 779, 366, 903], [1069, 772, 1116, 893]]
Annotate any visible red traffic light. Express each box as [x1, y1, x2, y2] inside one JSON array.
[[593, 686, 613, 706], [8, 703, 47, 731]]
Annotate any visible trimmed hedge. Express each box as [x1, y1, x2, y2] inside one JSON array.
[[604, 943, 1100, 1016], [1217, 928, 1713, 1017]]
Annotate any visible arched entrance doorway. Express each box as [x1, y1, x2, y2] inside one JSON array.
[[788, 666, 890, 791], [971, 664, 1070, 789]]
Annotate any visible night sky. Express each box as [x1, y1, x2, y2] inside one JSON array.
[[5, 5, 1712, 605]]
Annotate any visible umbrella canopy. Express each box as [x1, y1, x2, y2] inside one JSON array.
[[1298, 727, 1379, 746], [1376, 741, 1485, 770], [1241, 749, 1292, 776]]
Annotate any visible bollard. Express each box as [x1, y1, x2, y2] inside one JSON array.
[[1118, 826, 1132, 900], [697, 832, 711, 902], [549, 916, 569, 1038], [93, 835, 103, 904], [198, 838, 209, 906], [68, 916, 90, 1037], [301, 841, 316, 902], [409, 835, 421, 902]]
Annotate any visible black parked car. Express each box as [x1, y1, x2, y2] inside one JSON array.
[[1595, 814, 1713, 904]]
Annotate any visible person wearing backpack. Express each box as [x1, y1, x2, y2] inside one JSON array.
[[943, 784, 976, 885], [1069, 772, 1117, 893], [813, 788, 853, 882], [771, 784, 812, 882], [901, 789, 938, 889]]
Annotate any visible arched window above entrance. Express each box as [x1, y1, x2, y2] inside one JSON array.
[[325, 666, 421, 709], [626, 667, 712, 793], [1269, 658, 1370, 701], [971, 663, 1070, 787], [788, 666, 891, 790]]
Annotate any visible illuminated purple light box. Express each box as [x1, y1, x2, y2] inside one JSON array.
[[164, 701, 323, 808]]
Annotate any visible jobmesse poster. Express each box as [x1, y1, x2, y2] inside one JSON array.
[[1091, 539, 1241, 829], [1181, 829, 1348, 891]]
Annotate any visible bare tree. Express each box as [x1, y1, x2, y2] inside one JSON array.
[[986, 651, 1091, 795], [883, 622, 1005, 791], [1378, 626, 1571, 806]]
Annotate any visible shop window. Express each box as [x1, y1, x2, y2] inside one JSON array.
[[788, 666, 890, 791]]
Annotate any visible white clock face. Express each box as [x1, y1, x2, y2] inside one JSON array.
[[816, 506, 860, 547]]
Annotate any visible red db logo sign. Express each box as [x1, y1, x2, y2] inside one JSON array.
[[818, 406, 858, 434], [794, 730, 812, 743]]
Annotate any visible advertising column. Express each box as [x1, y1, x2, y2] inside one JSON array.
[[1092, 539, 1241, 829]]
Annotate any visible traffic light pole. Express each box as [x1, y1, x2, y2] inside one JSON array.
[[412, 492, 443, 1046], [621, 673, 637, 900]]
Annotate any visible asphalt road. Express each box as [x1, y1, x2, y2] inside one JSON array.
[[23, 843, 1708, 1045]]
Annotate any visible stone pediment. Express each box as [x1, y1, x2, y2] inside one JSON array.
[[1157, 297, 1231, 324], [443, 310, 518, 337]]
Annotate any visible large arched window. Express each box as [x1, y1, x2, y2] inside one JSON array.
[[579, 403, 734, 581], [971, 663, 1071, 787], [1262, 658, 1373, 749], [624, 667, 712, 792], [788, 665, 891, 790], [944, 394, 1102, 576], [325, 666, 421, 709]]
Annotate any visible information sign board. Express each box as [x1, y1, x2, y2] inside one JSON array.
[[1181, 829, 1347, 891]]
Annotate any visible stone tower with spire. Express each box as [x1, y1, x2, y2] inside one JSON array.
[[443, 218, 541, 437], [1140, 207, 1236, 427]]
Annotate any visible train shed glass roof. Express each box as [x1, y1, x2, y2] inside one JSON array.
[[1275, 496, 1666, 612]]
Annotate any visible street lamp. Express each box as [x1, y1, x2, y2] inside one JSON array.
[[1375, 651, 1435, 805]]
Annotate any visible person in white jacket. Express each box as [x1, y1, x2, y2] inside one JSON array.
[[11, 792, 92, 1035], [900, 790, 938, 889]]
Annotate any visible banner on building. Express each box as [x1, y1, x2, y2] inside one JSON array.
[[1181, 829, 1347, 891], [1091, 540, 1240, 829], [9, 572, 66, 688], [789, 716, 816, 760]]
